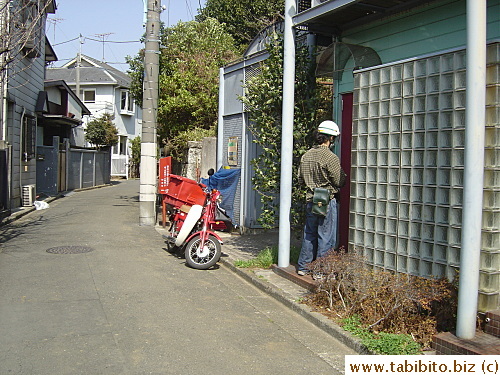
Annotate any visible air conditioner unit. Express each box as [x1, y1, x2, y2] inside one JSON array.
[[22, 184, 36, 207], [24, 39, 35, 50], [23, 40, 40, 58]]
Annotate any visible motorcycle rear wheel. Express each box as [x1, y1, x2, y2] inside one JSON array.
[[184, 234, 221, 269]]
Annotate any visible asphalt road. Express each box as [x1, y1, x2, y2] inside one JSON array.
[[0, 180, 355, 374]]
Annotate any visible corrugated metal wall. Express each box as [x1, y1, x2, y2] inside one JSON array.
[[221, 54, 266, 230], [222, 114, 243, 227], [67, 148, 111, 191]]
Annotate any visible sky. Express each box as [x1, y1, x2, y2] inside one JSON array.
[[47, 0, 206, 72]]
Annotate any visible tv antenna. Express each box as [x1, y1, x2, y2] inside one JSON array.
[[47, 17, 64, 40], [93, 32, 114, 62]]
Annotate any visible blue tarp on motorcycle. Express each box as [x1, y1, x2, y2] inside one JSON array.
[[201, 168, 241, 222]]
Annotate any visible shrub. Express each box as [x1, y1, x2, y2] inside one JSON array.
[[235, 245, 301, 269], [166, 126, 216, 162], [305, 249, 458, 349], [342, 316, 421, 355], [85, 113, 118, 149], [240, 33, 332, 229], [129, 136, 141, 178], [364, 333, 421, 355]]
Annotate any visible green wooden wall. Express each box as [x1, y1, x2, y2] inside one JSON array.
[[336, 0, 500, 95]]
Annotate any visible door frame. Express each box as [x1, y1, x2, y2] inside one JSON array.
[[339, 92, 353, 250]]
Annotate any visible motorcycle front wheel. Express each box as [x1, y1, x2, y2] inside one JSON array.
[[184, 234, 221, 269]]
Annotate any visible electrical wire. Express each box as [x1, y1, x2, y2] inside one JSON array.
[[165, 0, 170, 26], [52, 36, 79, 46], [49, 35, 142, 69], [85, 37, 141, 44], [185, 0, 193, 20], [51, 35, 141, 47]]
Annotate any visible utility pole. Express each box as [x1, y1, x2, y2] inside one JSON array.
[[456, 0, 486, 340], [278, 0, 296, 267], [140, 0, 161, 226], [76, 34, 83, 100]]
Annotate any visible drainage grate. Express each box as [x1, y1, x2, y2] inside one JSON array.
[[46, 246, 95, 254]]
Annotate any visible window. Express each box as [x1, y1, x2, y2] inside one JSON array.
[[119, 136, 127, 155], [83, 90, 96, 103], [120, 90, 134, 114], [22, 116, 36, 161], [112, 136, 128, 155], [128, 96, 134, 112], [121, 91, 127, 111]]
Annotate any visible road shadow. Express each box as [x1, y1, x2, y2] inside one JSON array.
[[0, 215, 47, 246], [224, 231, 302, 258], [115, 194, 140, 205], [161, 246, 222, 271]]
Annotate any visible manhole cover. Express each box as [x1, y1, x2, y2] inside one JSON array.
[[46, 246, 95, 254]]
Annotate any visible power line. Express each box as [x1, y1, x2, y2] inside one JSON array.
[[85, 37, 142, 44], [52, 35, 141, 47], [185, 0, 193, 20], [165, 0, 170, 26], [52, 36, 79, 46]]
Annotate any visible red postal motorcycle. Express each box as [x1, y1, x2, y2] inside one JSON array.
[[158, 157, 231, 269]]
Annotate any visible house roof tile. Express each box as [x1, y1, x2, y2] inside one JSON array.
[[47, 54, 132, 88]]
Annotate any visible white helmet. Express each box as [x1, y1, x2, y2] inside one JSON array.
[[318, 120, 340, 136]]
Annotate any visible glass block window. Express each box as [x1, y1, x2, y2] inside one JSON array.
[[349, 42, 499, 310]]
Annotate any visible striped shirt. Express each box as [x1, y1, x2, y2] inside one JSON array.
[[298, 145, 346, 201]]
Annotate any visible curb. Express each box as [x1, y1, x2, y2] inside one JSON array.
[[73, 183, 113, 193], [219, 257, 371, 355], [0, 194, 61, 226], [0, 183, 113, 226]]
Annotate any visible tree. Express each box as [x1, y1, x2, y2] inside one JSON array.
[[197, 0, 285, 49], [1, 0, 55, 128], [128, 18, 239, 150], [240, 33, 332, 228], [129, 136, 141, 178], [84, 113, 119, 149], [1, 0, 54, 76]]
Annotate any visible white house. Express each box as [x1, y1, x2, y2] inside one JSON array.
[[46, 55, 142, 178]]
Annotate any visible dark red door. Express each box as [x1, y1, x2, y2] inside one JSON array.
[[338, 93, 353, 250]]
